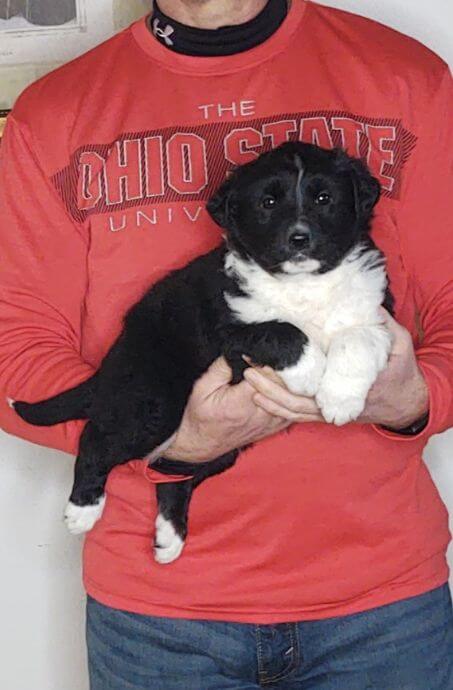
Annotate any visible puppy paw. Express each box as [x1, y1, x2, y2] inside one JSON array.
[[279, 341, 326, 396], [317, 388, 365, 426], [64, 496, 106, 535], [154, 514, 185, 564]]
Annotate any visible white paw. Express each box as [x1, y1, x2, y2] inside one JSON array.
[[154, 514, 185, 564], [64, 496, 106, 535], [316, 370, 368, 426], [317, 390, 365, 425], [278, 341, 326, 396], [316, 366, 367, 425]]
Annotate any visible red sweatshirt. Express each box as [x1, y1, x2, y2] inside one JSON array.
[[0, 1, 452, 623]]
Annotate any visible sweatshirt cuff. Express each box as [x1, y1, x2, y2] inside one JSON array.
[[371, 357, 445, 443], [142, 458, 194, 484], [143, 466, 194, 483], [1, 358, 94, 456]]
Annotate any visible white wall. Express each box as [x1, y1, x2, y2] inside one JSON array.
[[0, 2, 452, 689], [316, 0, 452, 64]]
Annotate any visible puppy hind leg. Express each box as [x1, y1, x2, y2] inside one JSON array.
[[153, 452, 238, 564], [64, 497, 106, 536], [154, 480, 194, 564], [65, 422, 126, 535]]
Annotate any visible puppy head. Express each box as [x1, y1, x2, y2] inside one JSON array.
[[207, 142, 380, 275]]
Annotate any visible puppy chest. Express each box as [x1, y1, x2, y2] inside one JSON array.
[[225, 267, 386, 352], [226, 287, 336, 351]]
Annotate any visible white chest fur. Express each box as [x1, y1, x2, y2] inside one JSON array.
[[224, 248, 392, 426], [224, 247, 387, 352]]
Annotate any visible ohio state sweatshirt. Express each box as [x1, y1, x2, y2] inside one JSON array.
[[0, 1, 452, 622]]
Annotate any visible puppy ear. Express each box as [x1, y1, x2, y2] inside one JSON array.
[[206, 174, 236, 228], [335, 150, 381, 217], [351, 161, 381, 216]]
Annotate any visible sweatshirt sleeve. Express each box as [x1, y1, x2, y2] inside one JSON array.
[[374, 64, 453, 442], [0, 114, 95, 455]]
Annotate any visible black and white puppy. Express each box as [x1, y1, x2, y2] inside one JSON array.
[[11, 142, 393, 564]]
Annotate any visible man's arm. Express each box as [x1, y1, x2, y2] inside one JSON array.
[[0, 114, 95, 455], [372, 63, 453, 440], [0, 114, 292, 468]]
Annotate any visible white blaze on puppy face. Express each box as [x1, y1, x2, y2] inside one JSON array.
[[294, 153, 305, 208]]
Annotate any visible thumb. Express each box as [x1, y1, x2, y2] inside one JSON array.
[[379, 307, 411, 351], [194, 357, 233, 396]]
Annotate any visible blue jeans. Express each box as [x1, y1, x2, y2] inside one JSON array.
[[86, 585, 453, 689]]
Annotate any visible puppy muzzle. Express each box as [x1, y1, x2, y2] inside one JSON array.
[[286, 221, 311, 254]]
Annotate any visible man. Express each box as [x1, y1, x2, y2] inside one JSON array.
[[0, 1, 452, 688]]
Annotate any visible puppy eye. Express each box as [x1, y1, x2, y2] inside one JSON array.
[[315, 191, 331, 206], [262, 196, 276, 209]]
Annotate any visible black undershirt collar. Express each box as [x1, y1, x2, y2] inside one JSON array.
[[149, 0, 288, 57]]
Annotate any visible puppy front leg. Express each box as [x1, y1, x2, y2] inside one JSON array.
[[224, 321, 326, 396], [316, 324, 392, 426]]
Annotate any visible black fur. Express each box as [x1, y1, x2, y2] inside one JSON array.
[[13, 142, 389, 561]]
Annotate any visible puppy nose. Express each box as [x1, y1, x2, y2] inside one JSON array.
[[288, 229, 310, 249]]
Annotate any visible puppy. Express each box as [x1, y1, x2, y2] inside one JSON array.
[[11, 142, 393, 564]]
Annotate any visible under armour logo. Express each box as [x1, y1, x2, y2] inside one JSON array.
[[152, 18, 175, 47]]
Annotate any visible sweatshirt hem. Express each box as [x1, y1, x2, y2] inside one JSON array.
[[84, 572, 449, 625]]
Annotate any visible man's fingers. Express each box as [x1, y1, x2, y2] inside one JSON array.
[[244, 367, 321, 415], [262, 366, 286, 386], [253, 392, 301, 420], [242, 361, 287, 388], [253, 393, 323, 422]]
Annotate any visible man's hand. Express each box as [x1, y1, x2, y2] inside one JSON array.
[[357, 309, 429, 428], [243, 311, 429, 429], [163, 357, 293, 463]]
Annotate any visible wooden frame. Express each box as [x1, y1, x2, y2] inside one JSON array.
[[0, 109, 9, 140]]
